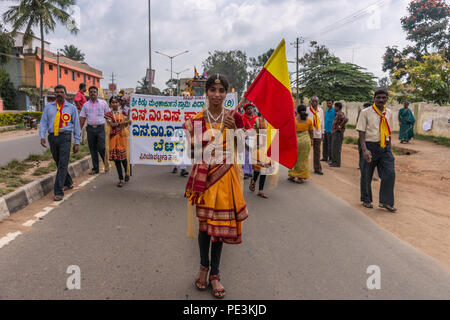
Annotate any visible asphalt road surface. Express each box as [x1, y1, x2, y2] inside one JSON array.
[[0, 133, 46, 166], [0, 165, 449, 299]]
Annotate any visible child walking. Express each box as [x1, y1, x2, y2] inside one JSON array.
[[105, 96, 131, 187]]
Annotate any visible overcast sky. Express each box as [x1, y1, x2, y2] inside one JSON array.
[[0, 0, 411, 92]]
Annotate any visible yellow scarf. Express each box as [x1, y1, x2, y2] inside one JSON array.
[[372, 104, 391, 148], [309, 107, 321, 130], [53, 101, 64, 136]]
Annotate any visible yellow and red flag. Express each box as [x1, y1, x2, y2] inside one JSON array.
[[194, 66, 199, 77], [244, 39, 297, 169]]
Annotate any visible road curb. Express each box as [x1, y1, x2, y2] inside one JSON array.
[[0, 156, 92, 222]]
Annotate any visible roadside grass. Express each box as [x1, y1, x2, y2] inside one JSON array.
[[414, 134, 450, 148], [0, 123, 26, 133], [343, 137, 359, 145], [0, 144, 91, 196]]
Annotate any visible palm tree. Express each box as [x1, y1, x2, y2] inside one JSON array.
[[3, 0, 78, 110], [61, 44, 85, 61]]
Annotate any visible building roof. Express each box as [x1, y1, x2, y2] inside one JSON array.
[[35, 48, 103, 79]]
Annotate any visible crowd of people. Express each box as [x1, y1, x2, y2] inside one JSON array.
[[39, 84, 133, 201], [38, 75, 411, 299]]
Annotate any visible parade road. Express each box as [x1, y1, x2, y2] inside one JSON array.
[[0, 165, 449, 299]]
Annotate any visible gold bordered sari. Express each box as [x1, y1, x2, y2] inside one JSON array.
[[184, 110, 248, 244], [104, 111, 130, 176]]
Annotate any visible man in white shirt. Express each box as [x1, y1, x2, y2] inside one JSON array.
[[306, 96, 325, 175], [357, 88, 396, 213]]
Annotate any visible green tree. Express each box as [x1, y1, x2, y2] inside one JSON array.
[[0, 70, 17, 109], [298, 41, 332, 67], [3, 0, 79, 110], [0, 23, 14, 66], [299, 56, 377, 102], [391, 52, 450, 105], [202, 50, 248, 95], [61, 44, 85, 61], [382, 0, 450, 77], [135, 76, 163, 95], [247, 48, 274, 88]]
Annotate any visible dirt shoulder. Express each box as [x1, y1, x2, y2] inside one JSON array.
[[309, 129, 450, 272], [0, 128, 39, 142]]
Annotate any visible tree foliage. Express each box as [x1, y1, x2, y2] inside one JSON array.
[[202, 50, 248, 94], [247, 48, 274, 88], [383, 0, 450, 77], [299, 43, 376, 102], [0, 23, 14, 66], [0, 70, 17, 109], [391, 52, 450, 105], [298, 41, 332, 67], [61, 44, 85, 62]]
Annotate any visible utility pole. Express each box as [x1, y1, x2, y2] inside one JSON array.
[[291, 37, 304, 105], [296, 37, 299, 106], [110, 72, 117, 95], [148, 0, 152, 94], [57, 49, 60, 86]]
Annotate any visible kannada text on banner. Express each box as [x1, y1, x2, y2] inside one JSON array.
[[129, 93, 238, 165]]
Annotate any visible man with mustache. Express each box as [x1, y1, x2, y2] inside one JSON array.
[[39, 85, 81, 201]]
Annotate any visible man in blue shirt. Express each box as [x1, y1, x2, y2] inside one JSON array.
[[321, 99, 336, 162], [39, 85, 81, 201]]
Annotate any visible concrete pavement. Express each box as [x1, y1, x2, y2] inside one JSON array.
[[0, 165, 449, 299]]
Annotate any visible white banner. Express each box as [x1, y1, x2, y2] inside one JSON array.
[[129, 93, 238, 165]]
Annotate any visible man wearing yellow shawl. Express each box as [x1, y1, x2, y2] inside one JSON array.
[[184, 74, 248, 299], [357, 88, 396, 213]]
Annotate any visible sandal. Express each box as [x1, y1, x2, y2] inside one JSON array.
[[89, 169, 98, 175], [117, 181, 124, 188], [288, 177, 295, 183], [379, 204, 397, 213], [125, 175, 130, 182], [249, 180, 256, 192], [209, 274, 226, 299], [295, 178, 305, 184], [257, 192, 268, 199], [363, 202, 373, 208], [194, 266, 209, 291]]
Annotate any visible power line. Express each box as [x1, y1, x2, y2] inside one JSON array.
[[305, 0, 387, 39]]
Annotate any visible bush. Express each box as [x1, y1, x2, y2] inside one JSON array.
[[0, 112, 43, 126]]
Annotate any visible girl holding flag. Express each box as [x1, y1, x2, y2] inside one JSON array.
[[184, 74, 247, 299]]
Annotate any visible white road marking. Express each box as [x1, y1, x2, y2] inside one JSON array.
[[22, 220, 37, 227], [78, 176, 96, 187], [0, 232, 23, 249], [35, 207, 54, 219], [2, 175, 98, 247]]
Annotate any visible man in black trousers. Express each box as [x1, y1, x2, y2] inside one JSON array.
[[357, 89, 396, 213], [79, 86, 110, 175], [329, 102, 348, 167], [39, 85, 81, 201]]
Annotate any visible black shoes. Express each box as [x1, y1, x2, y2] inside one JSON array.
[[172, 168, 178, 174], [329, 163, 340, 167], [180, 169, 189, 177], [320, 158, 328, 162], [314, 171, 324, 175]]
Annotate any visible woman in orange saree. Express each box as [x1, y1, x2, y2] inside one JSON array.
[[105, 96, 131, 187], [184, 74, 247, 299]]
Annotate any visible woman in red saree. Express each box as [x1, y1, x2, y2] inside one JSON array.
[[184, 74, 247, 299]]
